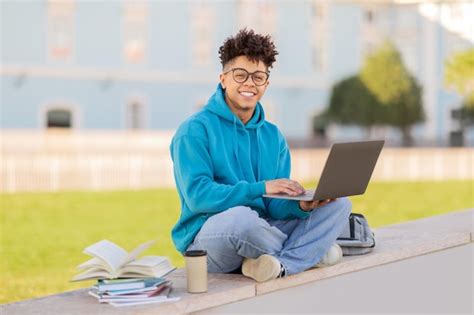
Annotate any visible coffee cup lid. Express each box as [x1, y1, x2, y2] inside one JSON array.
[[184, 250, 207, 257]]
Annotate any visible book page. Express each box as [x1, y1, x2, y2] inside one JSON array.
[[125, 256, 167, 267], [71, 268, 111, 281], [84, 240, 128, 272], [118, 265, 175, 279], [121, 240, 156, 267], [77, 257, 112, 272]]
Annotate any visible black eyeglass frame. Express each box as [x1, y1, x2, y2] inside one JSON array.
[[222, 67, 270, 86]]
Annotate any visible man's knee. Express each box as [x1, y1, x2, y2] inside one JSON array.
[[226, 205, 260, 218], [225, 206, 266, 235], [309, 197, 352, 218], [215, 205, 258, 220], [207, 206, 261, 233], [203, 205, 284, 257]]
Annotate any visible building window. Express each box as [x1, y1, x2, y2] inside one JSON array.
[[365, 9, 374, 23], [192, 3, 215, 67], [122, 2, 148, 64], [311, 1, 328, 73], [46, 109, 72, 128], [361, 6, 382, 58], [47, 0, 75, 62], [238, 0, 276, 37], [126, 101, 145, 129], [394, 9, 418, 73]]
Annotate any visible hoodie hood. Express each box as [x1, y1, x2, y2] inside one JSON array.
[[205, 84, 265, 129]]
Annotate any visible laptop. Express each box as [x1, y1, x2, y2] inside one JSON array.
[[263, 140, 385, 201]]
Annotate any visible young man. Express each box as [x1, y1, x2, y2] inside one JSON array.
[[170, 29, 351, 282]]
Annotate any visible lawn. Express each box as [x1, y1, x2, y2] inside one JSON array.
[[0, 180, 472, 304]]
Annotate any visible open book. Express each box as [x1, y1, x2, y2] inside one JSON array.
[[72, 240, 175, 281]]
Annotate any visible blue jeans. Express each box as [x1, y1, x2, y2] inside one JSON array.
[[186, 197, 352, 276]]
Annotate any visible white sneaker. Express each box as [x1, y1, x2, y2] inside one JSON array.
[[242, 254, 282, 282], [315, 243, 343, 268]]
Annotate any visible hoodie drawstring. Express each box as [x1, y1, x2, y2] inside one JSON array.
[[233, 116, 245, 179], [256, 128, 262, 181]]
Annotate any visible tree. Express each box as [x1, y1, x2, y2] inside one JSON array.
[[444, 48, 474, 125], [360, 41, 424, 146], [384, 75, 424, 145], [319, 75, 383, 136]]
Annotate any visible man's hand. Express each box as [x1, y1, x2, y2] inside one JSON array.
[[265, 179, 305, 196], [299, 198, 337, 212]]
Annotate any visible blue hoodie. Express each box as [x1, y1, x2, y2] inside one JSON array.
[[170, 84, 310, 253]]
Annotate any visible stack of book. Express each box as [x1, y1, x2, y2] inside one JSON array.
[[88, 278, 179, 307], [72, 239, 179, 307]]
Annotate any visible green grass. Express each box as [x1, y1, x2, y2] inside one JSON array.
[[1, 180, 472, 303]]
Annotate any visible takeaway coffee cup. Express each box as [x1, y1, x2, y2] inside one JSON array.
[[184, 250, 208, 293]]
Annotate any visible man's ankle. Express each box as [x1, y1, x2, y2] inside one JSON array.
[[278, 264, 286, 278]]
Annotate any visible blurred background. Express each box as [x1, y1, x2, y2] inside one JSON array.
[[0, 0, 473, 304]]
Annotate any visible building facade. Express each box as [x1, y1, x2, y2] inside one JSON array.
[[1, 0, 472, 145]]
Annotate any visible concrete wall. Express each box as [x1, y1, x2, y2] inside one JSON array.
[[200, 243, 473, 314]]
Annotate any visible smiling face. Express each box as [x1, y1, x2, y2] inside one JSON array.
[[219, 55, 270, 124]]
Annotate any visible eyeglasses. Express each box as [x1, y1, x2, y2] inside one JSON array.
[[223, 68, 270, 86]]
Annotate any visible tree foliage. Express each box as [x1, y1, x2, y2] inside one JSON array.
[[444, 48, 474, 110], [360, 41, 412, 105], [325, 75, 383, 127]]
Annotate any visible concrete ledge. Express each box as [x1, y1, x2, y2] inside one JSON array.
[[2, 209, 472, 314]]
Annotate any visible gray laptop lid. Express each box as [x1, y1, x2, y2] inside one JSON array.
[[313, 140, 384, 200]]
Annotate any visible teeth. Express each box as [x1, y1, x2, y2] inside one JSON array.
[[240, 92, 255, 97]]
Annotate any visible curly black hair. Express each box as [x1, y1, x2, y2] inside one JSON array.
[[218, 28, 278, 70]]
